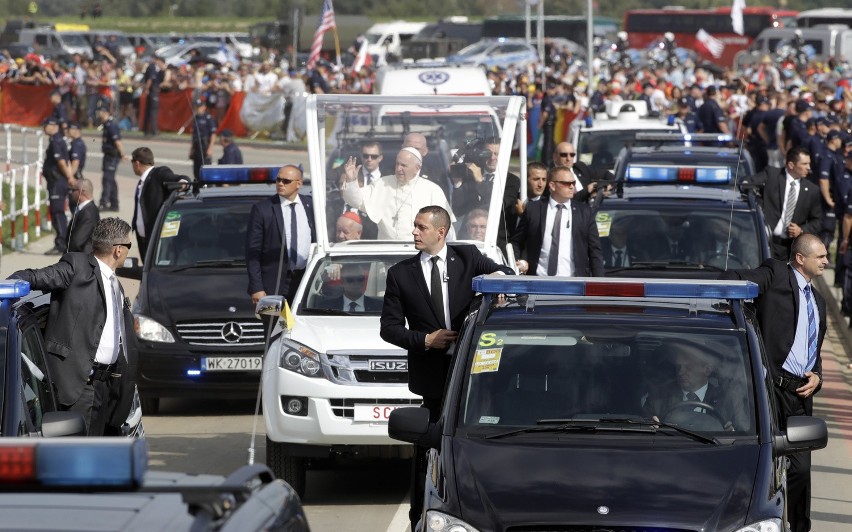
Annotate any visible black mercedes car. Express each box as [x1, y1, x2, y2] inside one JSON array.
[[390, 276, 827, 532]]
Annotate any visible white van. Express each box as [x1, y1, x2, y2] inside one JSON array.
[[735, 25, 852, 67], [17, 29, 92, 59], [374, 63, 491, 96], [364, 20, 427, 61]]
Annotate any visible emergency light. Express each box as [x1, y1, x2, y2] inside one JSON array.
[[471, 276, 758, 300], [198, 165, 285, 184], [626, 164, 731, 184], [0, 280, 31, 299]]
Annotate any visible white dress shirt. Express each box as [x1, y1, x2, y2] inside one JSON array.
[[536, 198, 574, 276], [94, 258, 120, 365], [280, 195, 311, 270]]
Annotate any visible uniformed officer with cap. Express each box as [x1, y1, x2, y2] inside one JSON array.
[[673, 96, 699, 133], [68, 122, 86, 179], [189, 98, 217, 179], [218, 128, 243, 165], [42, 116, 75, 255], [97, 97, 126, 211]]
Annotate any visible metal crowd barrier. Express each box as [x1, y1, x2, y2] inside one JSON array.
[[1, 124, 47, 256]]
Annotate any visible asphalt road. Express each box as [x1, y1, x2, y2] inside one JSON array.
[[2, 133, 852, 531]]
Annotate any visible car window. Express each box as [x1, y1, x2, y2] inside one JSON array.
[[595, 207, 763, 270], [461, 326, 755, 435], [19, 325, 55, 434], [298, 255, 410, 313], [577, 129, 680, 168], [153, 201, 251, 267]]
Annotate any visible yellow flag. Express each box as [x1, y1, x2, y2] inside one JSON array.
[[280, 300, 295, 331]]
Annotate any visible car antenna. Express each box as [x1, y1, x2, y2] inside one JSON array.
[[726, 111, 749, 271]]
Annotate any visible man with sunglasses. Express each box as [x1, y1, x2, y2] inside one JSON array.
[[317, 262, 382, 313], [511, 165, 604, 277], [10, 217, 138, 436], [333, 141, 381, 240], [247, 165, 317, 306], [551, 141, 597, 203]]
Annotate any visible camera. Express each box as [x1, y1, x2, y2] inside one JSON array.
[[449, 138, 493, 181]]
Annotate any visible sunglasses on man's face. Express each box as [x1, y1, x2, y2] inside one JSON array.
[[276, 178, 297, 184], [361, 153, 381, 160], [558, 152, 576, 158]]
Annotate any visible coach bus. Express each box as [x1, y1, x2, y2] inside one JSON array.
[[796, 9, 852, 29], [624, 6, 797, 66], [481, 15, 618, 48]]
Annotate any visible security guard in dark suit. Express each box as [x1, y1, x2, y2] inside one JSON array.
[[68, 122, 87, 179], [43, 116, 74, 255], [97, 98, 125, 211], [189, 98, 217, 179]]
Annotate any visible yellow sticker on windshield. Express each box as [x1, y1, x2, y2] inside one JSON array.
[[478, 332, 504, 347], [160, 220, 180, 238], [471, 348, 502, 374]]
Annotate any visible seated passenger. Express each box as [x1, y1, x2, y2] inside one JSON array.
[[317, 263, 382, 312], [336, 212, 363, 242], [603, 218, 642, 268], [461, 208, 488, 241], [642, 339, 749, 431]]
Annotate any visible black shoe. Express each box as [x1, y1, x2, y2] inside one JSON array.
[[44, 247, 63, 255], [103, 205, 120, 212]]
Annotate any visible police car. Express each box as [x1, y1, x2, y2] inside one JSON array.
[[0, 280, 143, 438], [595, 133, 769, 277], [0, 437, 309, 531], [118, 166, 294, 414], [389, 276, 828, 532], [257, 94, 525, 496]]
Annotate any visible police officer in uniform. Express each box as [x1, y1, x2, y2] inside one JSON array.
[[42, 117, 75, 255], [97, 98, 126, 211], [673, 97, 699, 133], [217, 129, 243, 165], [68, 122, 87, 179], [189, 98, 217, 179]]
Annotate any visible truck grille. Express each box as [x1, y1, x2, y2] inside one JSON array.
[[329, 398, 421, 419], [175, 320, 265, 347], [325, 352, 410, 385]]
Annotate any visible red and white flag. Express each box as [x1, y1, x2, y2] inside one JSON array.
[[307, 0, 336, 69], [731, 0, 746, 36], [696, 29, 725, 59], [352, 37, 372, 72]]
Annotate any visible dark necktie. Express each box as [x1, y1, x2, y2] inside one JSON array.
[[614, 249, 623, 267], [430, 256, 446, 328], [782, 180, 798, 230], [671, 241, 679, 257], [547, 204, 565, 276], [132, 179, 143, 232], [289, 203, 298, 270], [348, 301, 358, 313], [685, 391, 700, 402], [804, 285, 817, 369]]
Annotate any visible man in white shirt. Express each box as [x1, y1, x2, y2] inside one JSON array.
[[340, 147, 453, 240]]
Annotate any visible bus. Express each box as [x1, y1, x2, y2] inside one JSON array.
[[624, 6, 797, 66], [796, 9, 852, 29], [481, 15, 618, 48]]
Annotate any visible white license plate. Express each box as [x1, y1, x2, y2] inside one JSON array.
[[201, 356, 262, 371], [353, 404, 404, 423]]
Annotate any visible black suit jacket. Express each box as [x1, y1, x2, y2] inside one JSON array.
[[246, 193, 316, 296], [602, 244, 642, 268], [721, 259, 825, 412], [11, 253, 138, 423], [380, 244, 513, 399], [511, 199, 604, 276], [318, 295, 383, 312], [67, 202, 100, 253], [643, 381, 750, 431], [751, 167, 821, 237], [137, 166, 186, 240], [452, 171, 521, 251]]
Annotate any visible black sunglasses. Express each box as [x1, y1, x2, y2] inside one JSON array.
[[558, 152, 576, 158], [114, 242, 132, 250], [276, 178, 297, 184], [361, 153, 381, 160]]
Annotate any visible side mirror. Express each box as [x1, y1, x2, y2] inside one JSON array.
[[256, 295, 284, 318], [389, 407, 441, 449], [41, 411, 87, 437], [774, 415, 828, 457], [116, 257, 142, 280]]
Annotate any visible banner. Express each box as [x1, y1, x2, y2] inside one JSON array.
[[239, 92, 286, 133], [0, 82, 54, 126]]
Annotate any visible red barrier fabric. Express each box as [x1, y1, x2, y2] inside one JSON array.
[[0, 82, 54, 127], [218, 91, 247, 137]]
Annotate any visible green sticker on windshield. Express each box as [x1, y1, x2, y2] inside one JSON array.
[[478, 332, 504, 348], [165, 210, 182, 221]]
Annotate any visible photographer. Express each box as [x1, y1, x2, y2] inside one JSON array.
[[451, 137, 521, 252]]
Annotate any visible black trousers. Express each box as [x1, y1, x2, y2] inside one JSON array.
[[47, 177, 68, 250], [775, 384, 812, 532], [63, 372, 122, 436]]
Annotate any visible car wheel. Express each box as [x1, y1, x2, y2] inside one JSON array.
[[266, 436, 306, 498], [141, 396, 160, 416]]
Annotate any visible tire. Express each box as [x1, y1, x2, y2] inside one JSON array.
[[141, 397, 159, 416], [266, 436, 306, 498]]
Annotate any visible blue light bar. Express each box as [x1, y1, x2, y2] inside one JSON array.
[[471, 276, 758, 300], [0, 438, 147, 487], [626, 165, 676, 182], [198, 165, 281, 184], [0, 280, 31, 299], [694, 167, 731, 183]]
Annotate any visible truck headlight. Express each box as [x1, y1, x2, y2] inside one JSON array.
[[134, 314, 175, 343], [279, 339, 324, 378], [735, 518, 782, 532], [425, 510, 480, 532]]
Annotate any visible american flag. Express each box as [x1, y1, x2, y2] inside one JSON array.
[[307, 0, 336, 69]]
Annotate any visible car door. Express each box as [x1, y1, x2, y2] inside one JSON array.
[[16, 315, 59, 435]]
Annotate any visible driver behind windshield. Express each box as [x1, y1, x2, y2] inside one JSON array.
[[642, 339, 749, 431], [317, 262, 382, 313]]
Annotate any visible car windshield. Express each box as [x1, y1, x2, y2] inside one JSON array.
[[577, 128, 680, 171], [318, 97, 509, 245], [152, 200, 252, 267], [297, 255, 410, 313], [461, 325, 756, 436], [60, 33, 89, 47], [595, 206, 763, 270]]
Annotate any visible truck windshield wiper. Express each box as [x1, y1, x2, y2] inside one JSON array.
[[614, 261, 724, 272], [483, 418, 654, 440], [611, 417, 719, 444]]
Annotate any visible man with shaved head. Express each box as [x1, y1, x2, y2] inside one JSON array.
[[402, 132, 450, 197]]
